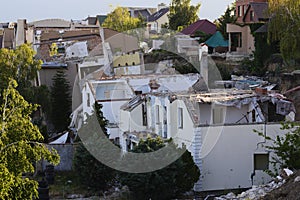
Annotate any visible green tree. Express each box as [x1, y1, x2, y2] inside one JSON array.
[[268, 0, 300, 61], [102, 7, 143, 32], [251, 30, 279, 76], [0, 43, 51, 142], [0, 80, 59, 199], [73, 103, 115, 191], [215, 5, 236, 39], [119, 137, 200, 200], [50, 70, 71, 132], [0, 43, 42, 93], [168, 0, 201, 31]]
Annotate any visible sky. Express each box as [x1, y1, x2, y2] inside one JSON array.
[[1, 0, 234, 22]]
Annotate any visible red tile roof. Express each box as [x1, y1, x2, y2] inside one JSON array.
[[181, 19, 216, 36]]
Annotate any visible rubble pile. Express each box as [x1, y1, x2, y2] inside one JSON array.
[[214, 168, 294, 200]]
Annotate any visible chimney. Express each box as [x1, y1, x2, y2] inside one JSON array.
[[16, 19, 26, 47], [158, 3, 167, 11], [149, 79, 160, 92]]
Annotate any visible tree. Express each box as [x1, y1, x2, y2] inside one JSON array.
[[102, 7, 143, 32], [0, 43, 51, 142], [119, 137, 200, 200], [215, 5, 236, 39], [0, 80, 59, 199], [73, 103, 115, 191], [50, 70, 71, 132], [267, 0, 300, 61], [168, 0, 201, 31], [0, 44, 42, 94]]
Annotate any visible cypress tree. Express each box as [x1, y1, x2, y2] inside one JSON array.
[[50, 70, 71, 132]]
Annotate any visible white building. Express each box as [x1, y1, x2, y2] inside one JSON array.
[[81, 72, 204, 140], [119, 87, 295, 191]]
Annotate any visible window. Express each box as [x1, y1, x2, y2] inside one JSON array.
[[238, 6, 242, 17], [250, 11, 254, 21], [156, 105, 160, 124], [178, 108, 183, 129], [252, 109, 256, 122], [254, 153, 269, 170], [87, 93, 90, 107], [213, 107, 224, 124], [142, 104, 147, 126]]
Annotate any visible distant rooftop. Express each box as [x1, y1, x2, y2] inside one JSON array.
[[181, 19, 216, 36], [147, 7, 169, 22], [28, 19, 71, 28]]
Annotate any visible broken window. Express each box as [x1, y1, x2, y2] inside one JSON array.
[[254, 153, 269, 170], [178, 107, 183, 129]]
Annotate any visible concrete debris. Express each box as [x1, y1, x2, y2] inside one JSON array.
[[283, 168, 294, 176], [214, 168, 294, 200], [294, 176, 300, 183]]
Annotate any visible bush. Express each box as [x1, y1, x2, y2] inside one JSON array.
[[118, 137, 200, 200]]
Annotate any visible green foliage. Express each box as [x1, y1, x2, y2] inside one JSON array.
[[102, 7, 143, 32], [50, 70, 71, 133], [168, 0, 201, 31], [49, 43, 58, 57], [255, 122, 300, 173], [252, 31, 279, 76], [73, 142, 116, 191], [0, 43, 42, 93], [119, 137, 200, 200], [215, 62, 232, 80], [215, 5, 236, 40], [73, 103, 115, 191], [0, 42, 50, 142], [268, 0, 300, 61], [94, 102, 108, 134], [0, 80, 59, 199]]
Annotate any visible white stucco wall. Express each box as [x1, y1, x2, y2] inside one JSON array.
[[114, 65, 143, 76], [224, 104, 249, 124], [198, 103, 256, 125], [82, 83, 96, 120], [101, 101, 129, 124], [170, 99, 195, 149], [65, 41, 88, 59], [199, 123, 287, 191]]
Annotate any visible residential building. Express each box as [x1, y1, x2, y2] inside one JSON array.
[[147, 5, 169, 33], [181, 19, 216, 37], [227, 0, 269, 57], [119, 86, 295, 191], [81, 72, 203, 140], [125, 6, 157, 18], [0, 22, 16, 49]]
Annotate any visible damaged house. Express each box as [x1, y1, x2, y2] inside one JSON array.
[[119, 82, 295, 191]]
